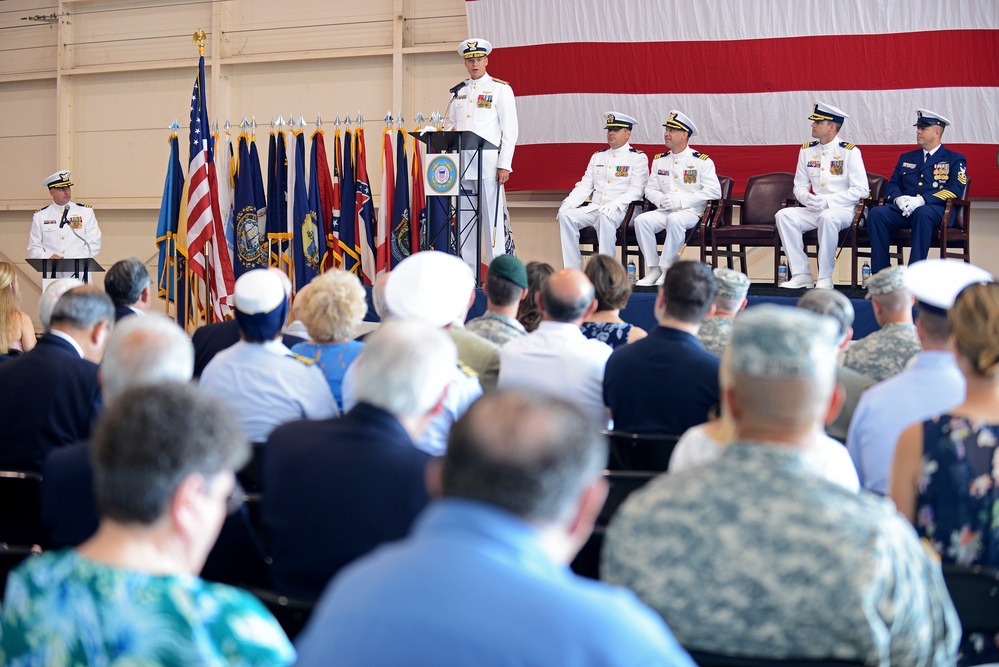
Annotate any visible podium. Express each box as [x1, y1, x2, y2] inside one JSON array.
[[26, 258, 104, 283], [411, 130, 498, 284]]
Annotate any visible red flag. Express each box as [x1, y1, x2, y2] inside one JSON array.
[[376, 127, 394, 277], [327, 127, 343, 270], [312, 129, 335, 271], [410, 130, 426, 255]]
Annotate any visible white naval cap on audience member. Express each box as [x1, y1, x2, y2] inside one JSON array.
[[904, 259, 993, 315], [384, 251, 475, 328], [233, 268, 291, 340]]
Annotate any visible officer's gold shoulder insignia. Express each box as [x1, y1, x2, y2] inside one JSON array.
[[491, 77, 509, 85], [35, 206, 46, 213], [288, 352, 316, 366], [630, 147, 644, 154], [78, 203, 92, 208], [803, 140, 819, 149], [457, 360, 478, 378], [839, 141, 856, 150], [654, 152, 667, 160], [693, 151, 709, 160]]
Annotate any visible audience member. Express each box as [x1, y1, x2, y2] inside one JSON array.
[[466, 254, 529, 346], [200, 269, 337, 443], [581, 254, 646, 348], [843, 265, 920, 381], [103, 257, 151, 321], [0, 261, 36, 357], [696, 267, 748, 355], [0, 286, 112, 470], [796, 288, 875, 442], [671, 348, 859, 491], [890, 279, 998, 666], [0, 384, 295, 665], [294, 390, 696, 666], [263, 321, 454, 600], [289, 270, 367, 411], [603, 261, 719, 434], [604, 305, 960, 665], [850, 259, 990, 493], [499, 268, 612, 427], [37, 277, 83, 332], [517, 260, 554, 333]]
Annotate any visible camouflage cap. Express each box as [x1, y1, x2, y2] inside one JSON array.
[[731, 305, 839, 380], [713, 268, 750, 301], [866, 265, 907, 298]]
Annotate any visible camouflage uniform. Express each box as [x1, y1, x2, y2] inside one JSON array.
[[695, 316, 732, 356], [842, 322, 921, 382], [465, 311, 526, 347]]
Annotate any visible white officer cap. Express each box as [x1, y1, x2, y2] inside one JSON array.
[[663, 110, 697, 137], [713, 268, 749, 301], [866, 265, 907, 299], [385, 251, 474, 328], [914, 109, 952, 128], [458, 38, 492, 59], [808, 102, 849, 125], [44, 170, 73, 189], [731, 305, 839, 381], [604, 112, 638, 130], [904, 259, 993, 315], [234, 268, 290, 340]]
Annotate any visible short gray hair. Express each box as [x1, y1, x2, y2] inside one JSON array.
[[50, 286, 114, 331], [100, 315, 194, 403], [104, 257, 150, 307], [796, 289, 855, 345], [354, 320, 457, 417]]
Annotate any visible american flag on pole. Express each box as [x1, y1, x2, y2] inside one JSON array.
[[186, 52, 235, 321], [468, 0, 999, 196]]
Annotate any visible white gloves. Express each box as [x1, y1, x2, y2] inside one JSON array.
[[805, 195, 827, 212], [659, 193, 681, 211], [599, 203, 622, 217], [897, 195, 925, 217]]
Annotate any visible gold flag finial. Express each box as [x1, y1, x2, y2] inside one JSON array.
[[193, 29, 207, 55]]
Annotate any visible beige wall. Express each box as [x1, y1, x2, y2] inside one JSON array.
[[2, 0, 997, 329]]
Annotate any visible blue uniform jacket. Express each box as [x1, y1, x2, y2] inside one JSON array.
[[884, 145, 968, 208]]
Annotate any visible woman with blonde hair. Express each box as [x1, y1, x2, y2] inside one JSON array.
[[291, 270, 368, 411], [0, 262, 36, 355]]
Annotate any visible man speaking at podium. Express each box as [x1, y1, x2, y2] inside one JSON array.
[[447, 38, 519, 270], [28, 170, 102, 262]]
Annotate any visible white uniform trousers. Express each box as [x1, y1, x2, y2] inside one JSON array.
[[557, 204, 624, 269], [633, 209, 700, 269], [458, 178, 506, 272], [775, 206, 853, 280]]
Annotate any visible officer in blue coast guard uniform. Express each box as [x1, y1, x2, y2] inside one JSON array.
[[634, 110, 721, 286], [28, 170, 102, 261], [868, 109, 968, 272], [557, 112, 649, 269], [447, 38, 519, 270], [776, 102, 869, 290]]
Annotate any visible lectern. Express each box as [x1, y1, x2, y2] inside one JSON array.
[[26, 258, 104, 283]]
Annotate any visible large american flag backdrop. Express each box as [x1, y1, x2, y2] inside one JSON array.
[[467, 0, 999, 196]]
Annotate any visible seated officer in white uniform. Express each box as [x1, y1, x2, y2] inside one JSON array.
[[635, 111, 721, 286], [447, 38, 519, 270], [776, 103, 869, 290], [28, 170, 102, 262], [557, 112, 649, 270]]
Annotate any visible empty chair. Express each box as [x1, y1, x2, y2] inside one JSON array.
[[712, 172, 795, 282]]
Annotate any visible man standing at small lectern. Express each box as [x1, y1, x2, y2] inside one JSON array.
[[28, 170, 102, 262], [447, 38, 519, 271]]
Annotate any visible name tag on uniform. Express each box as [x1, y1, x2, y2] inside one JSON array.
[[830, 158, 844, 176], [615, 166, 630, 177], [476, 94, 493, 108], [683, 168, 697, 184], [457, 94, 467, 100], [902, 162, 917, 169]]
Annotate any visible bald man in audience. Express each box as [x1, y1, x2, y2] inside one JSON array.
[[498, 268, 612, 427], [603, 306, 959, 665], [263, 321, 455, 600], [842, 265, 920, 382], [0, 286, 113, 471], [295, 390, 696, 666]]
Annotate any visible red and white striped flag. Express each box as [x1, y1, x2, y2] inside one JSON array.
[[468, 0, 999, 196], [376, 126, 394, 276]]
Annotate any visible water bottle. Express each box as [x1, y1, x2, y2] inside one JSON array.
[[778, 260, 789, 286], [627, 261, 637, 285], [861, 261, 871, 288]]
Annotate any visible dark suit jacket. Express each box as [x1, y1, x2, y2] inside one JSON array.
[[603, 325, 721, 435], [191, 319, 304, 378], [0, 333, 101, 471], [113, 305, 137, 322], [262, 402, 431, 600], [41, 441, 272, 589]]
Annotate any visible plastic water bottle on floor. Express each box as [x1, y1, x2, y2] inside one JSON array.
[[861, 261, 871, 288], [778, 260, 789, 286], [627, 261, 637, 285]]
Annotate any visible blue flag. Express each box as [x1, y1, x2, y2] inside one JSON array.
[[292, 130, 319, 290], [155, 134, 185, 306], [390, 128, 412, 265], [427, 196, 450, 252], [249, 137, 267, 253], [233, 134, 267, 277], [266, 130, 288, 266], [338, 129, 359, 274]]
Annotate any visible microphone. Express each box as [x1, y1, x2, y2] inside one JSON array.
[[449, 81, 467, 97], [59, 204, 70, 228]]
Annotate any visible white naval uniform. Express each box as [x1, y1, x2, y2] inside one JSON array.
[[775, 136, 868, 280], [557, 143, 649, 269], [633, 147, 721, 270], [448, 73, 518, 270], [28, 201, 102, 260]]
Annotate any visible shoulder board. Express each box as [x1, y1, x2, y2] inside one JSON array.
[[630, 147, 644, 154], [35, 205, 47, 213], [288, 352, 316, 366], [839, 141, 856, 150], [457, 360, 478, 378], [692, 151, 709, 160], [595, 147, 608, 154], [803, 140, 819, 149], [654, 152, 668, 160], [491, 77, 509, 85], [77, 203, 92, 208]]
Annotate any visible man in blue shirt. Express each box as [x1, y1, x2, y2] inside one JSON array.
[[294, 390, 695, 667]]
